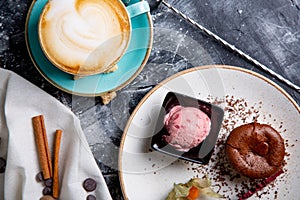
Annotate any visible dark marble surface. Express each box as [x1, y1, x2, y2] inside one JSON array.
[[0, 0, 299, 199]]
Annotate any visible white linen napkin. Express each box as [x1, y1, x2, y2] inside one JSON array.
[[0, 69, 112, 200]]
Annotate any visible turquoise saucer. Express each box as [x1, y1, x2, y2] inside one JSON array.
[[25, 0, 153, 96]]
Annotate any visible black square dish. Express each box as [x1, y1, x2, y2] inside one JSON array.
[[151, 92, 224, 164]]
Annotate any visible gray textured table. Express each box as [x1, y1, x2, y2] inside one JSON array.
[[1, 0, 299, 199]]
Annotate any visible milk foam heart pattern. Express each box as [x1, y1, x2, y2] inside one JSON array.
[[38, 0, 131, 75]]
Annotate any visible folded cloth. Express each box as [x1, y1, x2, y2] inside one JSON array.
[[0, 69, 112, 200]]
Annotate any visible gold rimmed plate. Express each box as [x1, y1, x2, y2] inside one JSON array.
[[119, 65, 300, 199]]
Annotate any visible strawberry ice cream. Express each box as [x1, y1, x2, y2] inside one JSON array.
[[163, 105, 211, 152]]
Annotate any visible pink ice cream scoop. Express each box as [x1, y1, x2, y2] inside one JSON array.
[[163, 105, 211, 152]]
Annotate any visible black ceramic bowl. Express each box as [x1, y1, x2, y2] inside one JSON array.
[[150, 92, 224, 164]]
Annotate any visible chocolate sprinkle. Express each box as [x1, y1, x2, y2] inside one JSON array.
[[180, 95, 290, 199], [238, 169, 284, 199]]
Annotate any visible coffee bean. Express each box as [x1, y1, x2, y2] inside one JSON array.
[[40, 195, 55, 200], [44, 178, 53, 187], [42, 186, 52, 196], [36, 172, 44, 182], [86, 194, 96, 200], [83, 178, 97, 192], [0, 157, 6, 173]]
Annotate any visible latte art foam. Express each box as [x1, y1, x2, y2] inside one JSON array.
[[39, 0, 131, 75]]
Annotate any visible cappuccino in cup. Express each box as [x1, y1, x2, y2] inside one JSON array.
[[39, 0, 131, 76]]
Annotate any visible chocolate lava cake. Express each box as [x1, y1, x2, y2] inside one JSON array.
[[225, 123, 285, 179]]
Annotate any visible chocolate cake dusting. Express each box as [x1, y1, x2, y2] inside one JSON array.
[[179, 95, 290, 199]]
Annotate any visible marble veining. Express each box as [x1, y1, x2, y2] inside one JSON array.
[[0, 0, 299, 199]]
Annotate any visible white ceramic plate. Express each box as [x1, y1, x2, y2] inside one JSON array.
[[119, 65, 300, 200]]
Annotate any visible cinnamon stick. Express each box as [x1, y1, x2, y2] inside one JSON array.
[[32, 115, 53, 179], [52, 129, 62, 199]]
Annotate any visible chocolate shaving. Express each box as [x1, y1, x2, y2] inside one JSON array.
[[238, 169, 284, 199]]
